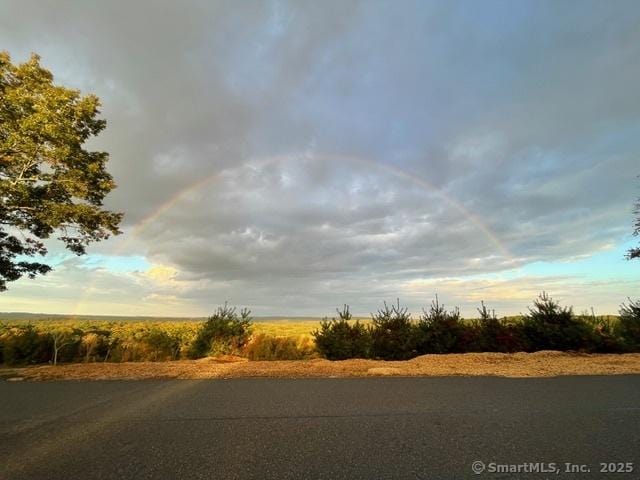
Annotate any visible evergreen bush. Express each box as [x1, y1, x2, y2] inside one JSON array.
[[521, 292, 595, 352], [369, 299, 419, 360], [188, 303, 253, 358], [473, 302, 524, 353], [616, 298, 640, 351], [312, 305, 370, 360], [417, 296, 465, 354]]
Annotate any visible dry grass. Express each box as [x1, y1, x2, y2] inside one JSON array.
[[252, 321, 319, 338], [5, 351, 640, 381], [252, 318, 369, 337]]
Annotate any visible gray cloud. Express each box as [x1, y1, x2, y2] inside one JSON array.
[[0, 0, 638, 314]]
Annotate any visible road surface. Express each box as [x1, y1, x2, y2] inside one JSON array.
[[1, 376, 639, 479]]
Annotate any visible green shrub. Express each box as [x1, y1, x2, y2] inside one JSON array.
[[616, 298, 640, 351], [577, 310, 623, 353], [417, 296, 466, 354], [188, 303, 253, 358], [521, 292, 595, 352], [370, 300, 419, 360], [244, 333, 316, 360], [473, 302, 525, 353], [313, 305, 371, 360]]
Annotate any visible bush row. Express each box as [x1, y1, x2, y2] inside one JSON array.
[[2, 294, 639, 364], [313, 294, 640, 360]]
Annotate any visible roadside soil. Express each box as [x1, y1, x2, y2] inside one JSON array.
[[3, 351, 640, 380]]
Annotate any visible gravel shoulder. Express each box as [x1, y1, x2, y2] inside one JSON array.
[[3, 351, 640, 380]]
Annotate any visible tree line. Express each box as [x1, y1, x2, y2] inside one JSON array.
[[1, 294, 639, 365], [313, 293, 640, 360]]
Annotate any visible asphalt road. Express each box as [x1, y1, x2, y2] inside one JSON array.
[[1, 376, 640, 480]]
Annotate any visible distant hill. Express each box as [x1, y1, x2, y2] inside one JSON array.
[[0, 311, 617, 324], [0, 312, 325, 323]]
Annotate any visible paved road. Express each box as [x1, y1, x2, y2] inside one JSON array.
[[1, 376, 639, 480]]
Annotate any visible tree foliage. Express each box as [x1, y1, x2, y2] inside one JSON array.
[[627, 186, 640, 260], [472, 301, 524, 352], [369, 299, 418, 360], [417, 295, 464, 353], [521, 292, 594, 351], [0, 52, 122, 290], [617, 298, 640, 351], [312, 305, 370, 360], [188, 303, 253, 358]]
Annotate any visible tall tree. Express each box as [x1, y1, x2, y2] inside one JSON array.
[[628, 182, 640, 260], [0, 52, 122, 291]]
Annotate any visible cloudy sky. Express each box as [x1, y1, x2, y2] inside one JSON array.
[[0, 0, 638, 317]]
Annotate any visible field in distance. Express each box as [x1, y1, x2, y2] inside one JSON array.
[[0, 312, 619, 338], [0, 312, 359, 338]]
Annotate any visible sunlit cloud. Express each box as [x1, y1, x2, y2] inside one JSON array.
[[144, 265, 179, 284]]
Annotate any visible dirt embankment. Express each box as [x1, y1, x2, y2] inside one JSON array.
[[3, 351, 640, 381]]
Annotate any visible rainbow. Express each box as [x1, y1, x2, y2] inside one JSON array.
[[71, 153, 514, 314]]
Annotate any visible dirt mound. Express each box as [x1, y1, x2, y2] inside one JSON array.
[[195, 355, 247, 363], [4, 352, 640, 381]]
